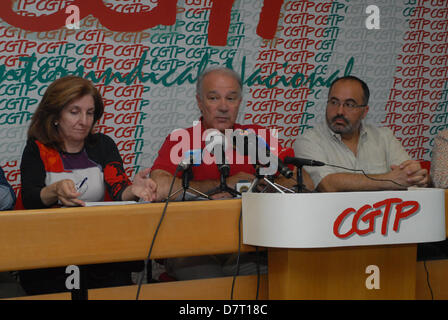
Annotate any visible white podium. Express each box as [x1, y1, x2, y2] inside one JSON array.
[[242, 189, 446, 299]]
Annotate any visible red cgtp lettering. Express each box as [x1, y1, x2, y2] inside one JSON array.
[[393, 201, 420, 232], [0, 0, 176, 32], [0, 0, 284, 46], [333, 198, 420, 239], [256, 0, 284, 40]]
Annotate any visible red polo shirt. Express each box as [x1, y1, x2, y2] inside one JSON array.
[[151, 120, 271, 180]]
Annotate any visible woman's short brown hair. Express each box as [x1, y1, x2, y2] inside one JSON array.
[[27, 76, 104, 150]]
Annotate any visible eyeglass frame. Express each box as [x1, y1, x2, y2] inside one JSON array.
[[327, 98, 367, 110]]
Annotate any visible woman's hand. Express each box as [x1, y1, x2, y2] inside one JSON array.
[[41, 179, 85, 207], [124, 168, 158, 202]]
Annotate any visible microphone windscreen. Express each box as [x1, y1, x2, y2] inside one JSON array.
[[183, 149, 202, 166], [232, 128, 257, 156], [277, 147, 295, 171], [204, 129, 227, 154]]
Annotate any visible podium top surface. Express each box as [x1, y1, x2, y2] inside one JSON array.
[[242, 189, 446, 249]]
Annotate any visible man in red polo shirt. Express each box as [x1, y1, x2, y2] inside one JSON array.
[[151, 66, 313, 201], [149, 66, 313, 281]]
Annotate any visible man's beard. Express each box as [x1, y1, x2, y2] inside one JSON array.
[[326, 115, 354, 135]]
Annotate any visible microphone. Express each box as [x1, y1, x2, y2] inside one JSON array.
[[177, 149, 202, 170], [256, 135, 293, 178], [204, 129, 240, 197], [177, 149, 201, 193], [283, 156, 325, 167], [231, 128, 256, 157], [277, 147, 295, 172], [204, 129, 230, 177], [232, 128, 293, 178], [204, 129, 228, 164]]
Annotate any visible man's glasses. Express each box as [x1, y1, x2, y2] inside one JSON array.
[[327, 98, 367, 110]]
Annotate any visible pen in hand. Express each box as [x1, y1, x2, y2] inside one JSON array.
[[77, 177, 88, 193]]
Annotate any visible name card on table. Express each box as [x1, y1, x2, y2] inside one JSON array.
[[242, 188, 446, 248]]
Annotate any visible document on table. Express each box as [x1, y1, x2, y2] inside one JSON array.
[[84, 201, 138, 207]]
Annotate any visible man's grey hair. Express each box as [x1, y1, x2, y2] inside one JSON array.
[[196, 66, 243, 100]]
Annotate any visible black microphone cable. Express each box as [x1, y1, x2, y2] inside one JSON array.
[[324, 163, 408, 189], [423, 260, 434, 300], [136, 165, 181, 300]]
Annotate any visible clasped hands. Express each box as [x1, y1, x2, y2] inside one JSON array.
[[389, 160, 430, 188]]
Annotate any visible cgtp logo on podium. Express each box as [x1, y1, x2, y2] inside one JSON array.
[[333, 197, 420, 239]]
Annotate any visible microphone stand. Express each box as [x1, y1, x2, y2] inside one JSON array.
[[181, 165, 193, 201], [168, 164, 210, 201], [248, 167, 294, 194], [248, 167, 263, 193], [208, 148, 241, 197], [209, 163, 241, 197], [283, 156, 324, 192], [295, 165, 306, 193]]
